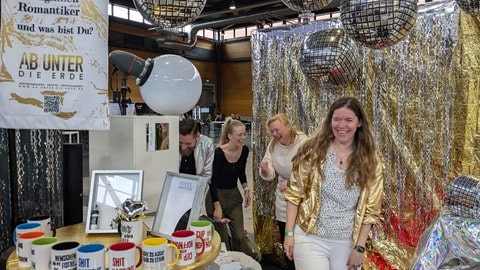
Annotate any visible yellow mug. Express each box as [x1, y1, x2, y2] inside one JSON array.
[[141, 237, 179, 269]]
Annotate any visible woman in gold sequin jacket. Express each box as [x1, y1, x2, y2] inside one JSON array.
[[284, 97, 384, 270]]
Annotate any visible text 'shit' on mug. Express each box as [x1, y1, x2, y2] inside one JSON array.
[[77, 243, 106, 270], [171, 229, 205, 266], [108, 242, 142, 270]]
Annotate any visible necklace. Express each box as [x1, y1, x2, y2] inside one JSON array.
[[332, 144, 351, 165]]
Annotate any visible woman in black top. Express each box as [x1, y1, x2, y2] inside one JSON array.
[[209, 118, 253, 257]]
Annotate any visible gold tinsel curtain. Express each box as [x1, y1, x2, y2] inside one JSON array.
[[250, 1, 480, 268]]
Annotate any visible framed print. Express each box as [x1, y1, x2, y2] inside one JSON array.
[[85, 170, 144, 233], [150, 171, 208, 239]]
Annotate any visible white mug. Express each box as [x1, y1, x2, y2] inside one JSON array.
[[120, 220, 143, 246], [142, 237, 179, 270], [28, 215, 54, 236], [77, 243, 106, 270], [17, 231, 45, 268], [13, 222, 41, 245], [171, 229, 205, 266], [108, 242, 142, 270], [50, 241, 81, 270], [190, 220, 213, 253], [31, 236, 58, 270]]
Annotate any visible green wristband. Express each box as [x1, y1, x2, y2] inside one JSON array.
[[285, 231, 294, 237]]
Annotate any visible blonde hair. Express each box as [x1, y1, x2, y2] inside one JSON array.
[[266, 113, 300, 152], [292, 97, 378, 188], [219, 118, 245, 145]]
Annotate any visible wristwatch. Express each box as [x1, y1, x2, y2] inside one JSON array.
[[354, 245, 365, 253]]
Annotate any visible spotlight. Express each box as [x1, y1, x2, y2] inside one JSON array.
[[108, 50, 202, 115], [229, 0, 236, 10]]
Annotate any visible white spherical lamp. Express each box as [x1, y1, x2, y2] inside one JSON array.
[[138, 54, 202, 115]]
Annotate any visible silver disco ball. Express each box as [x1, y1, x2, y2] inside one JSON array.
[[446, 175, 480, 218], [299, 29, 360, 86], [281, 0, 335, 12], [340, 0, 418, 49], [133, 0, 206, 29], [456, 0, 480, 15]]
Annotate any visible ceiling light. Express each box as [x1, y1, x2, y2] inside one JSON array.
[[229, 0, 236, 10]]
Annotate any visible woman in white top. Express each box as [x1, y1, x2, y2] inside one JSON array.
[[259, 113, 308, 270]]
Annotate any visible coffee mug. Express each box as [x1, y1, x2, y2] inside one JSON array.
[[17, 231, 45, 268], [31, 236, 58, 270], [13, 222, 42, 245], [190, 220, 214, 253], [171, 229, 205, 266], [28, 215, 54, 236], [77, 243, 106, 270], [108, 242, 142, 270], [120, 220, 143, 245], [50, 241, 81, 270], [142, 237, 179, 270]]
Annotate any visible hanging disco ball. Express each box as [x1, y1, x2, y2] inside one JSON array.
[[446, 175, 480, 218], [281, 0, 335, 12], [299, 28, 361, 86], [340, 0, 418, 49], [133, 0, 206, 29], [456, 0, 480, 16]]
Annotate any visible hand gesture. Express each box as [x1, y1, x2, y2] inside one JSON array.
[[283, 235, 294, 260], [260, 161, 270, 175], [244, 190, 251, 208]]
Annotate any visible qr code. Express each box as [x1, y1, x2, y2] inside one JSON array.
[[43, 95, 60, 113]]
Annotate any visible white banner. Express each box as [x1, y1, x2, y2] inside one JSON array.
[[0, 0, 110, 130]]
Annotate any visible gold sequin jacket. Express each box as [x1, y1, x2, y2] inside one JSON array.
[[285, 153, 384, 245]]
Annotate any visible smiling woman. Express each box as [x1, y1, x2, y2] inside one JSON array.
[[284, 97, 384, 270], [206, 118, 254, 256], [259, 113, 308, 270]]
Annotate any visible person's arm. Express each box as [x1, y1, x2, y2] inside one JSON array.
[[201, 137, 215, 183], [283, 156, 309, 261], [259, 140, 276, 181], [210, 148, 223, 221], [239, 146, 251, 208], [284, 201, 298, 260], [347, 157, 385, 269]]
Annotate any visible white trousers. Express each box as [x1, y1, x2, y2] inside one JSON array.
[[293, 226, 352, 270]]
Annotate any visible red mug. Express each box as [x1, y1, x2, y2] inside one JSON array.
[[171, 230, 205, 266], [108, 242, 142, 270]]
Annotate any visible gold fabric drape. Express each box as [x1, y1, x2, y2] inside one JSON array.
[[250, 1, 480, 268]]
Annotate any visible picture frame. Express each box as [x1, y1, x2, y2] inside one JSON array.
[[150, 171, 208, 239], [85, 170, 144, 233]]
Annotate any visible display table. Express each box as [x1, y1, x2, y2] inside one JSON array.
[[6, 222, 220, 270]]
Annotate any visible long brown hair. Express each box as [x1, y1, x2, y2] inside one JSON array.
[[266, 113, 301, 152], [292, 97, 378, 188]]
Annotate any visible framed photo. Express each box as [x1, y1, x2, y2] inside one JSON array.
[[150, 171, 208, 239], [85, 170, 144, 233]]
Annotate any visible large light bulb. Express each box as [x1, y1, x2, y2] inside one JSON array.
[[138, 54, 202, 115], [108, 50, 202, 115]]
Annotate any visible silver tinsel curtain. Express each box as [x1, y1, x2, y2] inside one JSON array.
[[0, 129, 12, 253], [251, 0, 480, 268], [0, 129, 63, 253]]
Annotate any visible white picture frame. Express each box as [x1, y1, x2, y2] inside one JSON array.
[[150, 171, 208, 239], [85, 170, 144, 233]]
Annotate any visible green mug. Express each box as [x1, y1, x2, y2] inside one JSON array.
[[190, 220, 214, 253]]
